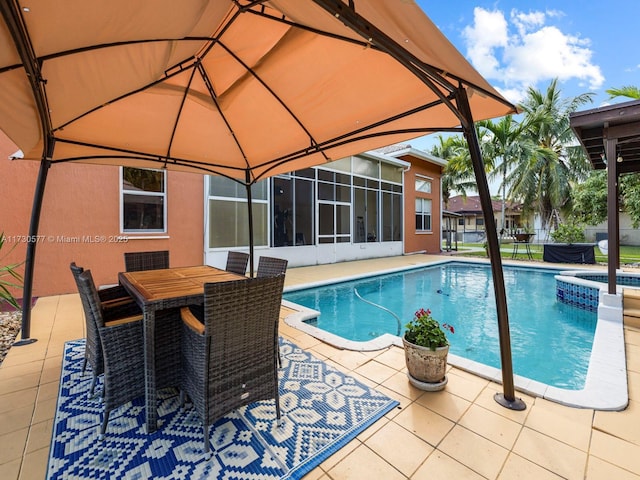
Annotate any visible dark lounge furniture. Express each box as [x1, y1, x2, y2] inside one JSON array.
[[179, 274, 285, 453], [124, 250, 170, 272], [256, 256, 288, 278], [255, 256, 288, 365], [225, 251, 250, 275], [118, 265, 245, 432], [75, 269, 181, 435], [75, 269, 145, 435], [543, 243, 596, 264], [70, 262, 139, 395]]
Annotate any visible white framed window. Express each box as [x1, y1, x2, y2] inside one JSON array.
[[415, 175, 432, 193], [318, 202, 351, 244], [415, 198, 432, 231], [121, 167, 167, 233]]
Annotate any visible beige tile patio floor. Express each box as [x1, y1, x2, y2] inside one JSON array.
[[1, 254, 639, 479]]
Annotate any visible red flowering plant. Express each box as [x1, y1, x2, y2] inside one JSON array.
[[404, 308, 454, 351]]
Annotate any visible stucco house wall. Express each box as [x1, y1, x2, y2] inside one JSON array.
[[1, 156, 204, 297], [1, 135, 446, 298]]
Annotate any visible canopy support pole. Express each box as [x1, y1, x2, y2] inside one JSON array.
[[604, 130, 620, 295], [456, 87, 526, 411], [2, 1, 55, 345], [246, 171, 255, 277], [15, 158, 51, 346]]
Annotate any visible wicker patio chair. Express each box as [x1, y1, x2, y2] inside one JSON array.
[[124, 250, 169, 272], [225, 251, 249, 275], [255, 256, 288, 365], [76, 269, 181, 435], [179, 274, 285, 453], [256, 256, 288, 278], [70, 262, 137, 316], [70, 262, 140, 395]]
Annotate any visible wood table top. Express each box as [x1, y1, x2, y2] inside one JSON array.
[[119, 265, 244, 303]]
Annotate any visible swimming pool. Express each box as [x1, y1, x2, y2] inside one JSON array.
[[284, 262, 598, 390]]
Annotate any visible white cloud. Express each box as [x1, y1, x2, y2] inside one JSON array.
[[496, 87, 526, 105], [462, 8, 508, 79], [462, 7, 604, 102], [505, 26, 604, 88], [511, 10, 545, 36]]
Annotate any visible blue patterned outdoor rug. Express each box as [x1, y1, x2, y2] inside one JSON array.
[[47, 338, 399, 479]]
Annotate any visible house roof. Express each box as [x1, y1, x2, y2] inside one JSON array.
[[374, 143, 447, 168], [442, 210, 462, 217], [360, 149, 411, 168], [446, 195, 522, 214], [376, 144, 413, 155], [386, 145, 448, 167]]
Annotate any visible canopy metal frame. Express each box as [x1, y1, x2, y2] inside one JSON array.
[[1, 0, 525, 410]]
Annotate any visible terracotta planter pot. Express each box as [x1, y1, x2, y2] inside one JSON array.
[[402, 337, 448, 384]]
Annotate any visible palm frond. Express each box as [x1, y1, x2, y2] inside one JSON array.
[[0, 232, 24, 312], [606, 86, 640, 100]]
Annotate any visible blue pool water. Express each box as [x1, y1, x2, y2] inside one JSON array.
[[284, 262, 598, 390]]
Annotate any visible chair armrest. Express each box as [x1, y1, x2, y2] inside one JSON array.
[[97, 285, 130, 302], [180, 306, 205, 334], [103, 301, 142, 322], [105, 314, 143, 326], [102, 297, 135, 308]]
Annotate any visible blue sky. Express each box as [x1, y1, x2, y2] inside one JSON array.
[[417, 0, 637, 106], [411, 0, 639, 179]]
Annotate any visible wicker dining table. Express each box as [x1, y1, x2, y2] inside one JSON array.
[[118, 265, 244, 432]]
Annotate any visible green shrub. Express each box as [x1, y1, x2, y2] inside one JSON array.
[[549, 223, 585, 244]]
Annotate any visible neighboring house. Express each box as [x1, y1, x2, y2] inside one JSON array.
[[582, 214, 640, 246], [446, 195, 526, 243], [1, 133, 445, 297]]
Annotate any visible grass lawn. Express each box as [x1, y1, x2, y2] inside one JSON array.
[[452, 242, 640, 266]]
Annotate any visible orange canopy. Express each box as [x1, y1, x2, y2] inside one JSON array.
[[0, 0, 515, 183], [2, 2, 525, 407]]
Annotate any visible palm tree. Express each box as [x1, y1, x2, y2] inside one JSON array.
[[477, 115, 537, 234], [606, 85, 640, 100], [513, 79, 594, 230], [429, 131, 493, 207]]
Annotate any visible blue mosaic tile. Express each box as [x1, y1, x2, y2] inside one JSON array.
[[556, 280, 598, 312]]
